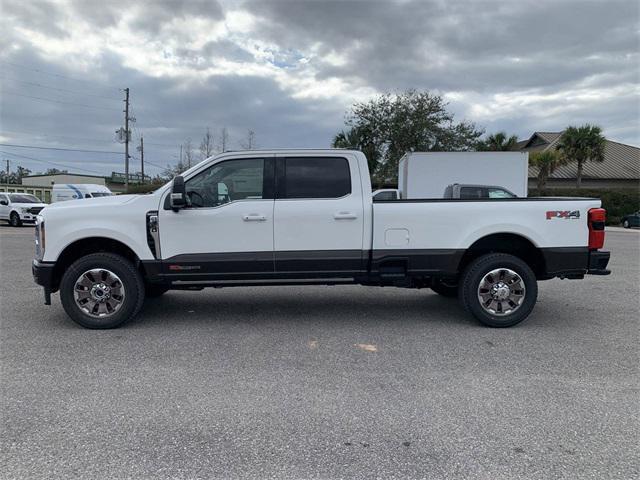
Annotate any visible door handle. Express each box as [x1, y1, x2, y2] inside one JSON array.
[[243, 214, 266, 221], [334, 211, 357, 220]]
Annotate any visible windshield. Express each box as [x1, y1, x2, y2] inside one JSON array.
[[90, 192, 112, 197], [9, 194, 41, 203]]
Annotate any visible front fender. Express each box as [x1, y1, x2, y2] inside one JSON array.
[[43, 226, 153, 262]]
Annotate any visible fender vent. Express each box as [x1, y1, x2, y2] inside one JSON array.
[[146, 211, 160, 259]]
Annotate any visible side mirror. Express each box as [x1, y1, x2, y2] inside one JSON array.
[[0, 200, 7, 206], [170, 176, 187, 211]]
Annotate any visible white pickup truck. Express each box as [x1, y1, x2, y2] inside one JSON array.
[[32, 149, 610, 329]]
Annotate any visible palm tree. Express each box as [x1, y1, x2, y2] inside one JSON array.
[[556, 125, 606, 188], [530, 150, 566, 192], [332, 127, 380, 176], [477, 131, 519, 151], [332, 129, 360, 149]]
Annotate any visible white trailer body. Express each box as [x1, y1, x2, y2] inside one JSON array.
[[398, 152, 529, 199]]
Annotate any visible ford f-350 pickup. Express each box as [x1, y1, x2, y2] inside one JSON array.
[[32, 149, 610, 329]]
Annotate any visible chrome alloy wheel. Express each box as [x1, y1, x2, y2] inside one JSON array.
[[477, 268, 526, 316], [73, 269, 126, 318]]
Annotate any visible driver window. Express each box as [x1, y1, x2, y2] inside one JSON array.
[[185, 158, 264, 208]]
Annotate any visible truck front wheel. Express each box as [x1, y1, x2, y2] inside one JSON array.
[[10, 212, 22, 227], [60, 253, 145, 329], [459, 253, 538, 328]]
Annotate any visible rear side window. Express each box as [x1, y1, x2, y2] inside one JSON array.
[[459, 187, 486, 199], [282, 157, 351, 199], [488, 188, 515, 198]]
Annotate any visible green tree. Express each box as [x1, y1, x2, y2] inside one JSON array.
[[43, 168, 68, 175], [556, 124, 606, 188], [530, 150, 567, 192], [162, 161, 188, 181], [334, 90, 483, 182], [477, 131, 519, 151], [332, 127, 379, 174], [0, 165, 31, 184]]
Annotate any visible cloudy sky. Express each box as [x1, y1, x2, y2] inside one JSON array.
[[1, 0, 638, 177]]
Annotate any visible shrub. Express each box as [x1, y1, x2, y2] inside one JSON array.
[[530, 188, 640, 225]]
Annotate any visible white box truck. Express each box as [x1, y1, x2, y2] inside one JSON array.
[[398, 152, 529, 199]]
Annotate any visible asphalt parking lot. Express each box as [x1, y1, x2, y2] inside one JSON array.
[[1, 224, 638, 479]]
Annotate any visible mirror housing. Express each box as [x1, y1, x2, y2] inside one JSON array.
[[0, 200, 8, 206], [170, 176, 187, 211]]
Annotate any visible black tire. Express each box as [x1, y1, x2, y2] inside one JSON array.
[[9, 212, 22, 227], [459, 253, 538, 328], [145, 284, 169, 298], [60, 253, 145, 329], [623, 219, 630, 228], [430, 279, 458, 297]]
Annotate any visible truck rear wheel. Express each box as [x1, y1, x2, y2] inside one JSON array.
[[459, 253, 537, 328], [60, 253, 145, 329]]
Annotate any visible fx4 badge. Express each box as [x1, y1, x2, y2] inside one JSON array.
[[546, 210, 580, 220]]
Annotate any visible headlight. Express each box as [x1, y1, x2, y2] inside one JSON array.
[[35, 216, 45, 260], [20, 207, 29, 213]]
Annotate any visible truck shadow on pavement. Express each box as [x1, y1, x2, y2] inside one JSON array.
[[128, 287, 488, 329]]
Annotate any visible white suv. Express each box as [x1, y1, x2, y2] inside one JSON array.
[[0, 193, 47, 227]]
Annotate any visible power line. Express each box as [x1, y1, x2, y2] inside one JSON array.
[[0, 150, 106, 175], [2, 131, 179, 151], [1, 131, 118, 145], [0, 143, 122, 154], [0, 60, 116, 87], [0, 75, 121, 100], [4, 91, 121, 111], [144, 160, 167, 170]]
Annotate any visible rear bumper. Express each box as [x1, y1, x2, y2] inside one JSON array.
[[541, 247, 611, 279], [587, 250, 611, 275]]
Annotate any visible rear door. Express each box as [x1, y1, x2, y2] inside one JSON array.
[[273, 154, 365, 277]]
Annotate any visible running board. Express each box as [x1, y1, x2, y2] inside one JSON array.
[[170, 278, 357, 288]]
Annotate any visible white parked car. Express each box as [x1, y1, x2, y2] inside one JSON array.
[[51, 184, 113, 203], [0, 193, 47, 227], [32, 149, 610, 329]]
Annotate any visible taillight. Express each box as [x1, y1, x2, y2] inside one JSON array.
[[588, 208, 606, 250]]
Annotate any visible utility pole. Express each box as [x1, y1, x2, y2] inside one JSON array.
[[139, 136, 145, 184], [123, 87, 130, 192]]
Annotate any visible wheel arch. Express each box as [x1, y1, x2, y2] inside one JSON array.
[[457, 232, 546, 279], [51, 237, 144, 291]]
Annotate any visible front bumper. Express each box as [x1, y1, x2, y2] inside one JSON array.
[[587, 250, 611, 275], [18, 212, 38, 222], [32, 259, 56, 304]]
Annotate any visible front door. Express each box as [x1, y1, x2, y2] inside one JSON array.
[[273, 154, 365, 277], [158, 156, 275, 280]]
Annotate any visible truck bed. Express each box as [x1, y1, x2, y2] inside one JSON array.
[[373, 197, 601, 249]]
